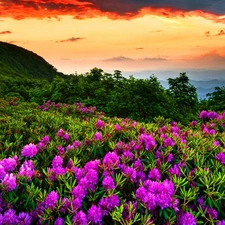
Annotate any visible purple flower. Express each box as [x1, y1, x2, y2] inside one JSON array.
[[164, 137, 175, 147], [0, 156, 18, 173], [161, 179, 175, 196], [93, 132, 103, 142], [157, 192, 172, 209], [207, 208, 218, 219], [217, 221, 225, 225], [82, 169, 98, 191], [103, 152, 120, 170], [3, 209, 18, 225], [213, 140, 221, 147], [139, 127, 145, 134], [45, 100, 51, 106], [52, 155, 63, 168], [72, 185, 86, 201], [135, 186, 147, 201], [133, 158, 144, 171], [37, 141, 45, 150], [95, 119, 104, 129], [168, 164, 181, 177], [71, 198, 82, 211], [60, 197, 70, 214], [18, 160, 35, 180], [2, 173, 17, 191], [167, 153, 174, 162], [73, 210, 87, 225], [199, 110, 208, 119], [57, 146, 65, 154], [148, 168, 161, 181], [114, 124, 121, 132], [177, 212, 196, 225], [57, 129, 64, 137], [121, 165, 137, 183], [54, 217, 64, 225], [63, 132, 70, 141], [209, 129, 216, 135], [99, 194, 120, 215], [190, 120, 197, 126], [216, 152, 225, 164], [139, 134, 156, 151], [41, 135, 50, 144], [208, 111, 218, 119], [144, 192, 157, 211], [55, 103, 60, 108], [66, 144, 73, 151], [18, 212, 31, 225], [171, 126, 180, 134], [136, 171, 146, 183], [87, 205, 103, 224], [73, 167, 84, 182], [84, 160, 100, 172], [197, 196, 205, 209], [45, 191, 59, 209], [136, 184, 158, 211], [73, 140, 82, 149], [102, 175, 115, 191], [171, 198, 179, 212], [51, 167, 67, 180], [21, 143, 38, 158], [0, 165, 6, 180], [121, 151, 133, 161]]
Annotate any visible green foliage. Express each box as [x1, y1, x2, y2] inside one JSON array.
[[1, 99, 225, 224], [0, 41, 64, 81], [167, 72, 199, 122], [206, 86, 225, 112]]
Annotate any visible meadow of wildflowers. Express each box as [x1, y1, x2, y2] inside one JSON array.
[[0, 99, 225, 224]]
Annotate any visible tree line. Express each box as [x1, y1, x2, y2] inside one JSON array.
[[1, 67, 224, 123]]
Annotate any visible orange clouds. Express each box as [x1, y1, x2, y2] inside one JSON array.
[[0, 30, 12, 34], [0, 0, 225, 23], [56, 37, 85, 43]]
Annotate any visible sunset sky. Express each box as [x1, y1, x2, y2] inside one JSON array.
[[0, 0, 225, 78]]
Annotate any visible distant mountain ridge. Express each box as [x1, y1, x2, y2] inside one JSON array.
[[123, 70, 225, 99], [0, 41, 224, 99], [159, 79, 225, 99], [0, 41, 64, 81]]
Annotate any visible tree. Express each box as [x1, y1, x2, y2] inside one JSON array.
[[206, 86, 225, 112], [167, 73, 199, 122]]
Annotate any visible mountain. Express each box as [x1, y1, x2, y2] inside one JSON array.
[[158, 79, 225, 99], [0, 41, 65, 81]]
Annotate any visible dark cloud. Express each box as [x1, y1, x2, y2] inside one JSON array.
[[104, 56, 167, 62], [142, 57, 167, 61], [205, 29, 225, 37], [217, 29, 225, 36], [136, 47, 144, 50], [104, 56, 134, 62], [0, 0, 225, 21], [56, 37, 85, 43], [0, 30, 12, 34], [205, 31, 210, 37], [78, 0, 225, 15]]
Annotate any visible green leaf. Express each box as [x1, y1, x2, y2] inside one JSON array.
[[163, 209, 169, 220]]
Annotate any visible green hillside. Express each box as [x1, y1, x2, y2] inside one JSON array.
[[0, 41, 64, 81]]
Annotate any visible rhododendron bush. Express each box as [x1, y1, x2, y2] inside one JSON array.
[[0, 99, 225, 224]]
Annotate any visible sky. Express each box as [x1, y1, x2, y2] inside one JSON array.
[[0, 0, 225, 79]]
